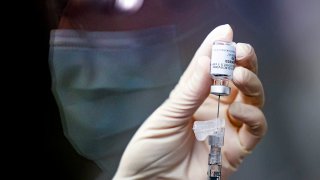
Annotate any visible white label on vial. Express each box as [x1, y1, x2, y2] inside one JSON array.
[[211, 44, 236, 77]]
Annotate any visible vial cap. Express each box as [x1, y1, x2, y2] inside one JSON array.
[[210, 85, 230, 96]]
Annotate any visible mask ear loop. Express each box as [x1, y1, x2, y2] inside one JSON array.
[[114, 0, 144, 14]]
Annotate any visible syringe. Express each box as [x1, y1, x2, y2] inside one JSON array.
[[207, 40, 236, 179]]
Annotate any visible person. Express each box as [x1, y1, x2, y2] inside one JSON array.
[[48, 0, 267, 179]]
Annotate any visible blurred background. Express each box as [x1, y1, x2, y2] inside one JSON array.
[[40, 0, 320, 179]]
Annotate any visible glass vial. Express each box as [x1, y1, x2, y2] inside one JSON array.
[[210, 40, 236, 96]]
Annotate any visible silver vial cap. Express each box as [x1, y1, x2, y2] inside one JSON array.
[[210, 85, 230, 96]]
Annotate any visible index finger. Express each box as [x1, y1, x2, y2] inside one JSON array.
[[236, 43, 258, 74]]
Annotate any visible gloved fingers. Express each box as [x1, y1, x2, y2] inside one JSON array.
[[154, 25, 234, 126], [156, 56, 211, 123], [236, 43, 258, 73], [228, 102, 267, 151], [232, 66, 265, 108], [223, 117, 252, 170], [179, 24, 233, 84], [194, 24, 233, 59], [221, 152, 238, 178]]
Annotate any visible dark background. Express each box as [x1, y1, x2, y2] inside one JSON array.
[[31, 1, 100, 179]]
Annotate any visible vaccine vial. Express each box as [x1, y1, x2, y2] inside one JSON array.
[[210, 40, 236, 96]]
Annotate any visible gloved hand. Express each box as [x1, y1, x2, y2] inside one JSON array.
[[113, 24, 267, 180]]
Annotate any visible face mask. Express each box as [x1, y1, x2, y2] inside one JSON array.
[[49, 26, 182, 177]]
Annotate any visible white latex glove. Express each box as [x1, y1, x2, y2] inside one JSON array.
[[113, 24, 267, 180]]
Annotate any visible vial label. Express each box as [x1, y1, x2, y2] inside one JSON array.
[[210, 43, 236, 78]]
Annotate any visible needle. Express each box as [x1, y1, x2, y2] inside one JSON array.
[[217, 95, 220, 118]]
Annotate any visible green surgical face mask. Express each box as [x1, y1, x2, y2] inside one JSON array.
[[49, 26, 182, 177]]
